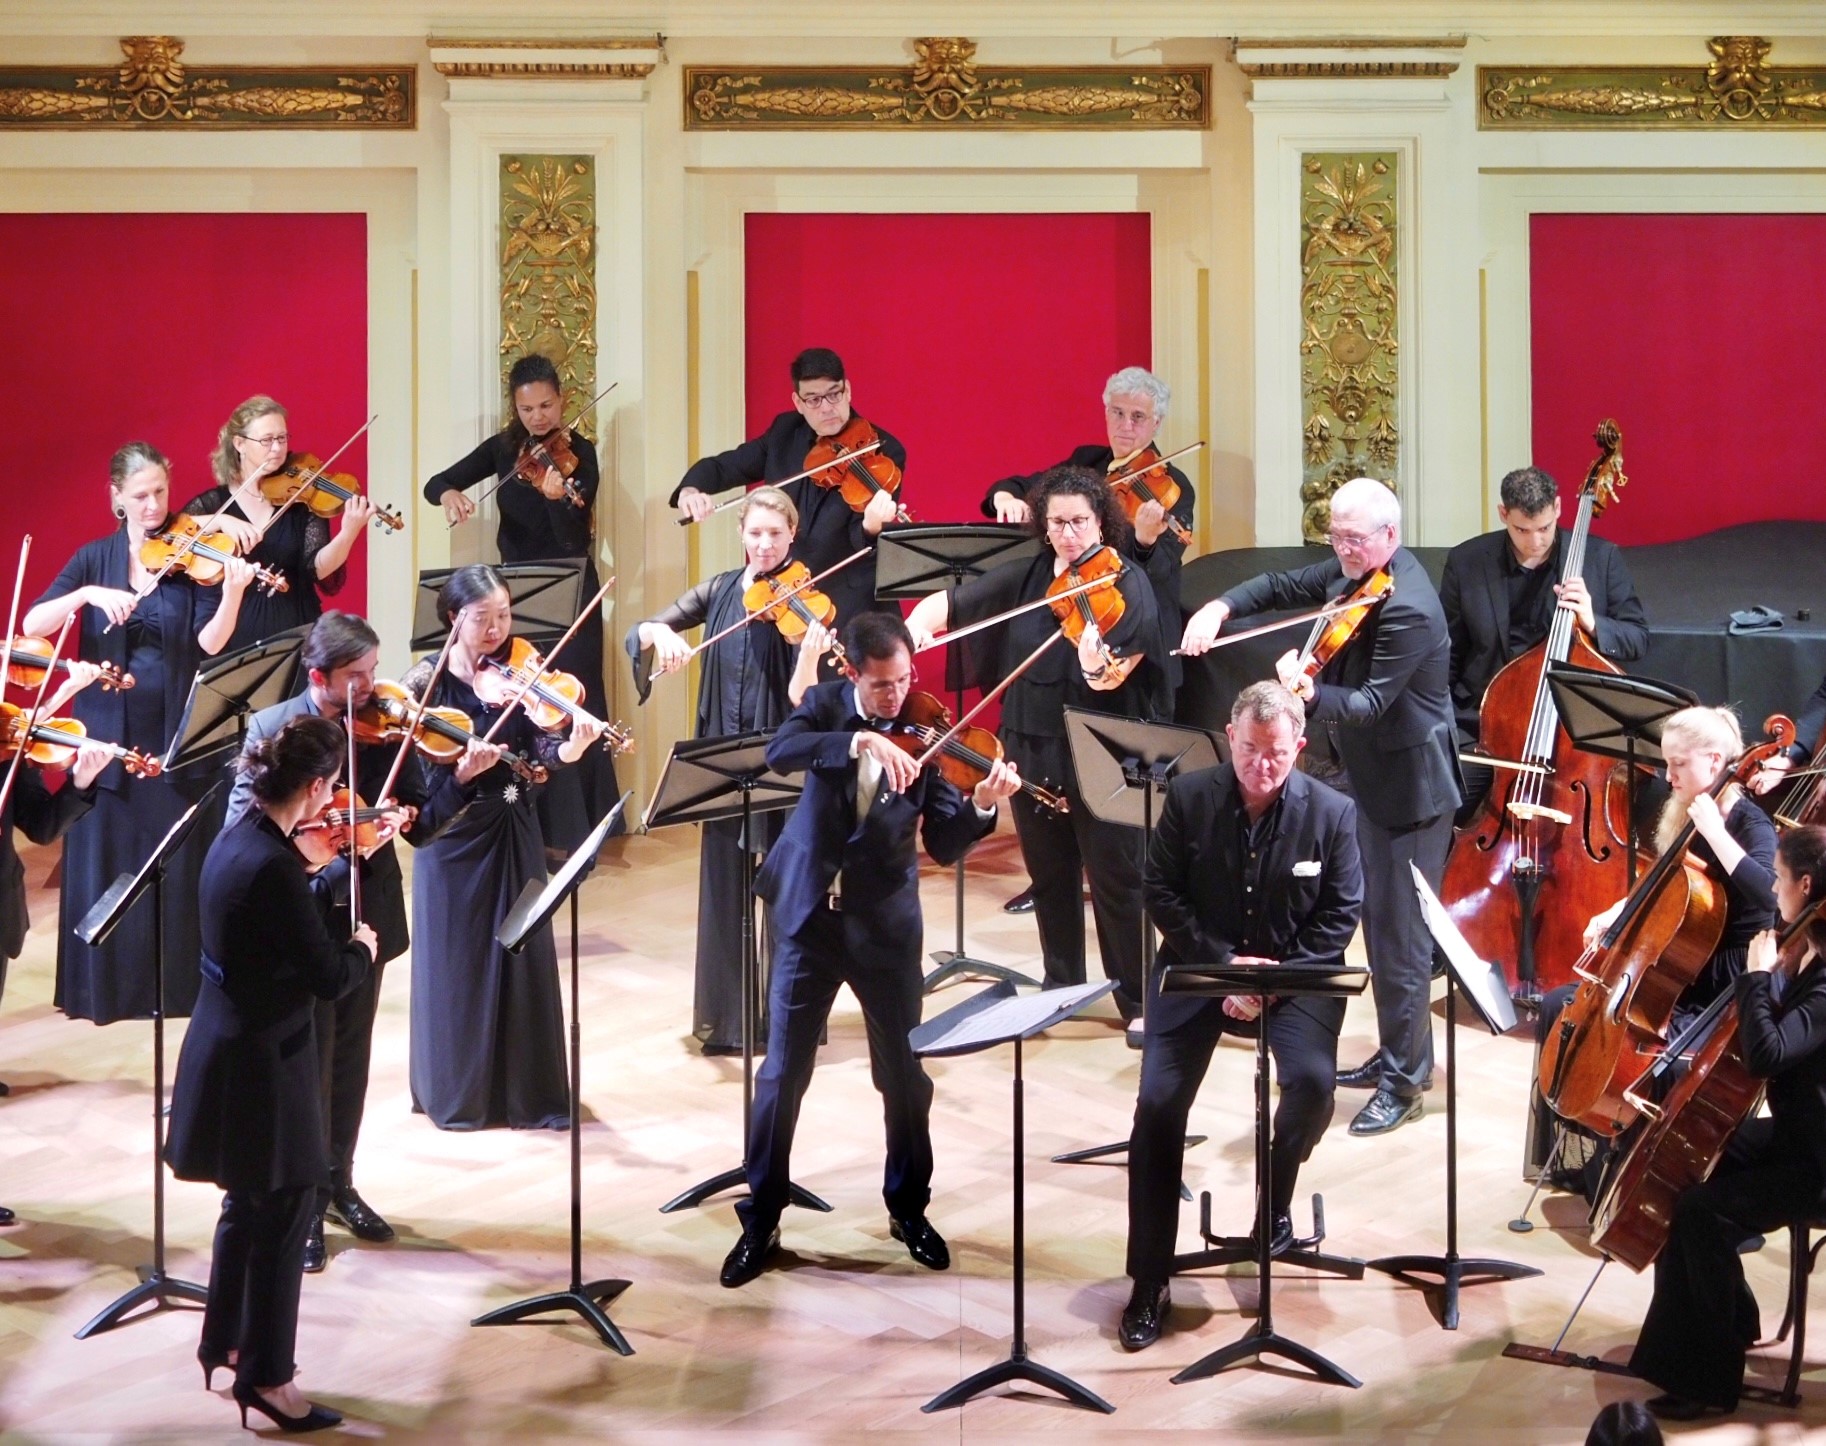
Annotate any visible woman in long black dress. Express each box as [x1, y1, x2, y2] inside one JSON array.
[[184, 395, 372, 650], [624, 486, 814, 1054], [405, 564, 605, 1130], [21, 442, 252, 1024], [425, 355, 620, 860], [166, 715, 376, 1433]]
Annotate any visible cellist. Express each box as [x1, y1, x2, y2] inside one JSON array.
[[1627, 824, 1826, 1421]]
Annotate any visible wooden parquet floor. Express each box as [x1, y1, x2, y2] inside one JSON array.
[[2, 820, 1824, 1443]]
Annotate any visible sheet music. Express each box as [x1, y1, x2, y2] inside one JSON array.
[[1411, 863, 1518, 1035]]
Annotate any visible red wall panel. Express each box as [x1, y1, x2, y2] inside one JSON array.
[[1530, 212, 1826, 544]]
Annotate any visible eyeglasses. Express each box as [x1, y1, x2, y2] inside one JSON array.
[[239, 432, 290, 449], [1047, 515, 1099, 535], [1106, 406, 1155, 427], [1326, 524, 1389, 548], [796, 387, 846, 410]]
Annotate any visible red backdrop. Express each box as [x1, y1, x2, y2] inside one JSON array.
[[0, 213, 368, 612], [1530, 212, 1826, 544]]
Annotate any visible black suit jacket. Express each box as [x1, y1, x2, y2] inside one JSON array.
[[1740, 953, 1826, 1185], [754, 680, 994, 955], [1146, 765, 1362, 1032], [1222, 546, 1461, 829], [1440, 528, 1649, 737], [2, 769, 95, 962]]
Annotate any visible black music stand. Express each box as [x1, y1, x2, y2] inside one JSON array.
[[474, 794, 634, 1353], [72, 784, 222, 1339], [412, 561, 587, 651], [1158, 960, 1369, 1388], [912, 979, 1116, 1415], [1364, 867, 1541, 1330], [162, 626, 310, 774], [875, 524, 1042, 993], [1050, 710, 1225, 1173], [644, 733, 829, 1215]]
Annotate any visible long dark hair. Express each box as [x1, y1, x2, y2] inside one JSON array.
[[1779, 825, 1826, 949], [1026, 465, 1130, 552], [240, 714, 343, 806], [436, 564, 508, 627]]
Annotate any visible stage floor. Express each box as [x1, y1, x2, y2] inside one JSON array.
[[1, 820, 1820, 1443]]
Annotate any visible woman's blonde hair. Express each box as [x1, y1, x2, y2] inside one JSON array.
[[738, 485, 798, 532], [1660, 705, 1744, 762], [212, 395, 287, 488]]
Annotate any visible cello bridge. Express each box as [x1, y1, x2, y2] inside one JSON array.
[[1507, 801, 1573, 826], [1621, 1089, 1663, 1121]]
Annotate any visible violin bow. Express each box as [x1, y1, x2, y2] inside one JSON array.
[[0, 614, 76, 823], [910, 574, 1109, 655], [461, 381, 621, 519], [907, 629, 1065, 781], [258, 414, 381, 536], [1107, 441, 1203, 542], [478, 575, 617, 746], [345, 679, 362, 933], [0, 534, 35, 819], [374, 621, 460, 806], [675, 443, 883, 526], [1167, 597, 1372, 657]]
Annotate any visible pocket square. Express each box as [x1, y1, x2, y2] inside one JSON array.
[[1292, 860, 1322, 878]]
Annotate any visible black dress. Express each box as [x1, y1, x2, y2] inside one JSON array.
[[402, 656, 570, 1130], [423, 431, 621, 857], [33, 529, 222, 1024], [180, 483, 341, 651], [1, 766, 96, 996]]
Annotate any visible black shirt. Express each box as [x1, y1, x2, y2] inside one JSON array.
[[424, 431, 598, 562], [1234, 792, 1285, 958], [1503, 536, 1561, 655]]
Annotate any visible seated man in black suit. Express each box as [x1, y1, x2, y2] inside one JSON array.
[[720, 611, 1021, 1288], [1119, 681, 1364, 1350]]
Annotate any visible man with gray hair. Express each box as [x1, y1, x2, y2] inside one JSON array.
[[1180, 477, 1461, 1139]]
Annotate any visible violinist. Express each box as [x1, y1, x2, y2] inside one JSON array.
[[1626, 824, 1826, 1420], [905, 467, 1168, 1034], [426, 354, 620, 861], [1751, 669, 1826, 812], [623, 487, 808, 1055], [184, 396, 369, 649], [672, 348, 907, 630], [719, 612, 1017, 1288], [21, 442, 252, 1025], [402, 565, 606, 1131], [1181, 477, 1461, 1137]]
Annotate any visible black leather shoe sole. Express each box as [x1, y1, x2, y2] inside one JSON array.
[[890, 1216, 951, 1270], [721, 1226, 780, 1288]]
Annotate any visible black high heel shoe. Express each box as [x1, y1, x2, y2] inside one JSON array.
[[231, 1381, 343, 1433], [199, 1347, 230, 1391]]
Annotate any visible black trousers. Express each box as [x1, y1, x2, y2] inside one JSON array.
[[1631, 1119, 1824, 1410], [739, 905, 933, 1228], [313, 962, 383, 1208], [1125, 994, 1345, 1284], [1005, 729, 1144, 1014], [1355, 809, 1452, 1098], [694, 817, 768, 1050], [199, 1184, 315, 1389]]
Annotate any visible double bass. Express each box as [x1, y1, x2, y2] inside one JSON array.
[[1442, 421, 1634, 998]]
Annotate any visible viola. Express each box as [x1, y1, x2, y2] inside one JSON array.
[[291, 786, 401, 867], [140, 514, 288, 596], [1294, 567, 1394, 685], [1539, 715, 1794, 1138], [513, 430, 587, 509], [742, 561, 845, 659], [1, 702, 161, 777], [1045, 544, 1137, 684], [879, 691, 1068, 813], [353, 679, 548, 786], [1107, 445, 1193, 545], [260, 452, 404, 531], [4, 635, 131, 692], [475, 637, 633, 754], [804, 417, 911, 522]]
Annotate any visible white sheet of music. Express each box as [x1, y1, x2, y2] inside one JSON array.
[[1411, 863, 1519, 1035]]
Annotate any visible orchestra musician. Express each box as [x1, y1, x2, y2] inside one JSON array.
[[186, 395, 371, 649], [401, 564, 605, 1131], [165, 715, 377, 1434], [1180, 477, 1461, 1137], [426, 354, 622, 860], [671, 348, 906, 630], [624, 486, 809, 1056], [718, 612, 1017, 1288], [1752, 669, 1826, 803], [21, 442, 252, 1026], [905, 467, 1170, 1037], [1120, 682, 1363, 1350], [1626, 824, 1826, 1420]]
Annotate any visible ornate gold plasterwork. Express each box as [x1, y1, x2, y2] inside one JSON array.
[[685, 37, 1209, 129], [1481, 35, 1826, 129], [0, 35, 411, 129], [500, 156, 598, 441], [428, 36, 660, 80], [1300, 153, 1399, 544]]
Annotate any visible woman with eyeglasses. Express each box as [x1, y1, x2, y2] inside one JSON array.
[[181, 395, 373, 650], [905, 466, 1169, 1029]]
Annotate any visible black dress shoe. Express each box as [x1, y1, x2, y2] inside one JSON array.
[[0, 1204, 14, 1226], [233, 1381, 343, 1433], [720, 1222, 780, 1288], [1251, 1210, 1295, 1257], [1003, 886, 1036, 914], [302, 1215, 327, 1273], [890, 1215, 951, 1270], [1119, 1279, 1170, 1351], [1349, 1089, 1424, 1136], [327, 1188, 395, 1243], [1645, 1392, 1725, 1421], [1335, 1055, 1381, 1089]]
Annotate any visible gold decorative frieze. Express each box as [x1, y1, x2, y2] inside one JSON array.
[[500, 155, 597, 441], [1481, 35, 1826, 129], [0, 35, 411, 129], [684, 37, 1208, 130], [1234, 37, 1464, 80], [1299, 153, 1399, 544], [429, 37, 661, 80]]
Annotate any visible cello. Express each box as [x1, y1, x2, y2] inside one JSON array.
[[1442, 421, 1634, 998]]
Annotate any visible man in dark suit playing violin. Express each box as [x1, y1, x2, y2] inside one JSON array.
[[672, 347, 906, 628], [719, 611, 1019, 1288], [1181, 477, 1462, 1138]]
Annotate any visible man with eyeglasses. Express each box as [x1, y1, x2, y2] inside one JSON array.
[[672, 347, 906, 630], [1180, 477, 1461, 1138]]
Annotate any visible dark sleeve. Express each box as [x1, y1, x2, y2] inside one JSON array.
[[262, 851, 371, 1001], [981, 450, 1083, 518], [1128, 464, 1195, 567], [1721, 801, 1779, 918], [1278, 798, 1365, 970], [540, 433, 598, 554], [1738, 969, 1826, 1080], [305, 513, 345, 596], [178, 485, 231, 518], [918, 771, 995, 868], [399, 767, 472, 846], [672, 426, 775, 506], [947, 556, 1032, 630], [1440, 551, 1470, 700], [763, 692, 856, 778], [34, 540, 98, 608], [1796, 674, 1826, 758], [1145, 781, 1233, 969], [1590, 545, 1649, 663], [9, 769, 95, 846], [423, 436, 501, 504], [624, 577, 720, 663], [871, 423, 908, 471], [1309, 598, 1440, 728], [1220, 560, 1337, 620], [1100, 561, 1159, 660]]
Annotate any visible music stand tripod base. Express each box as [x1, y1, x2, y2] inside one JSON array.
[[1174, 1191, 1365, 1280], [472, 1280, 633, 1355], [659, 1170, 831, 1215], [75, 1269, 208, 1340], [925, 950, 1038, 993]]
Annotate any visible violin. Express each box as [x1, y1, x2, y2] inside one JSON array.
[[140, 514, 288, 596], [742, 561, 846, 660], [1107, 446, 1193, 545], [513, 430, 588, 509], [1291, 567, 1394, 685], [4, 635, 131, 692], [291, 786, 400, 867], [804, 417, 911, 522], [353, 679, 548, 786], [475, 638, 633, 754], [879, 691, 1068, 813], [260, 453, 402, 531], [1045, 544, 1138, 684], [1, 702, 161, 777]]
